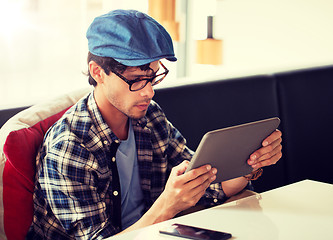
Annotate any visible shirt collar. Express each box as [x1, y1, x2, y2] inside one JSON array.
[[87, 90, 149, 141], [87, 91, 119, 145], [132, 116, 148, 129]]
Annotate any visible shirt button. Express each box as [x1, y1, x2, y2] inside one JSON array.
[[103, 140, 108, 145], [213, 198, 218, 203], [113, 191, 119, 196], [114, 140, 119, 144], [112, 157, 116, 162]]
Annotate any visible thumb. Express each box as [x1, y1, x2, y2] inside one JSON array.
[[173, 160, 190, 176]]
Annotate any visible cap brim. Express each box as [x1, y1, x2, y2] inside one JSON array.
[[166, 56, 177, 62], [115, 55, 177, 67]]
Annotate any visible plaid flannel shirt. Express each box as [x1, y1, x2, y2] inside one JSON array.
[[27, 92, 226, 239]]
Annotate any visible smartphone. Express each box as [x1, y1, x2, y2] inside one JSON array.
[[159, 223, 232, 240]]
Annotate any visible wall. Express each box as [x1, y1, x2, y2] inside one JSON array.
[[185, 0, 333, 81], [1, 0, 333, 108]]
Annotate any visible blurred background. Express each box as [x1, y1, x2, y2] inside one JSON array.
[[1, 0, 333, 108]]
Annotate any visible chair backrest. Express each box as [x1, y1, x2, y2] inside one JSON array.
[[0, 88, 91, 240]]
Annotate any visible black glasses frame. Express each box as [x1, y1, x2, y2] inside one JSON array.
[[111, 61, 169, 92]]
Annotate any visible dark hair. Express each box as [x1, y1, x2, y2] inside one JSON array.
[[86, 52, 151, 86]]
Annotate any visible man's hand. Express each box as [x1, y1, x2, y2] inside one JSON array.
[[159, 160, 217, 218], [120, 161, 217, 234], [222, 129, 282, 198], [247, 129, 282, 169]]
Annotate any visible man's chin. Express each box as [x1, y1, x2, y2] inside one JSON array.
[[128, 110, 147, 120]]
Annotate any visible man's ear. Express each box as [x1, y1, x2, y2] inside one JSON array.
[[89, 61, 104, 84]]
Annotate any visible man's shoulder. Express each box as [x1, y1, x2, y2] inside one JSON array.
[[143, 100, 173, 135], [146, 100, 165, 119], [46, 96, 93, 144]]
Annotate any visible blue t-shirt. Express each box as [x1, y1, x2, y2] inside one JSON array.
[[116, 121, 145, 229]]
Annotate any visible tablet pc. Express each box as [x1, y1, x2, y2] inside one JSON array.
[[185, 117, 280, 183]]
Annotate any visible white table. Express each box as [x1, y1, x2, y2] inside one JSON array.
[[108, 180, 333, 239]]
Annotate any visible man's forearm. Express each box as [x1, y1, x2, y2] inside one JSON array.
[[117, 192, 176, 235], [221, 177, 249, 197]]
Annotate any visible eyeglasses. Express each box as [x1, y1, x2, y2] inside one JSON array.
[[111, 61, 169, 92]]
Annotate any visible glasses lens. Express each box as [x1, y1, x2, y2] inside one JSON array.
[[131, 80, 148, 91], [130, 73, 167, 91]]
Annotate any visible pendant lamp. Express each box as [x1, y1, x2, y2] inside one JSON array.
[[196, 16, 223, 65], [148, 0, 180, 41]]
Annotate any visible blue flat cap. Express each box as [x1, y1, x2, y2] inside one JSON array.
[[86, 9, 177, 66]]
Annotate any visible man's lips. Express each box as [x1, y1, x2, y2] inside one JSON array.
[[135, 102, 150, 111]]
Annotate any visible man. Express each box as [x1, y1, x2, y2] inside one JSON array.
[[27, 9, 282, 239]]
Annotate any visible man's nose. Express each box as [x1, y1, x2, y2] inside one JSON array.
[[140, 82, 155, 98]]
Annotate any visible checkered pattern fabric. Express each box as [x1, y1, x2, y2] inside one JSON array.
[[28, 93, 227, 239]]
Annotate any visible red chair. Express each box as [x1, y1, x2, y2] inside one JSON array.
[[0, 88, 91, 240]]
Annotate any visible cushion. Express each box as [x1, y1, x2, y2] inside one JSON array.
[[0, 87, 91, 240], [275, 65, 333, 184]]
